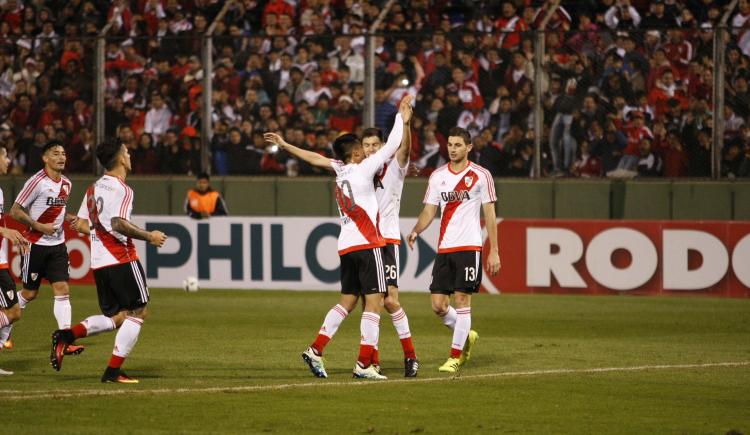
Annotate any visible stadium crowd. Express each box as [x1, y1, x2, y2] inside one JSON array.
[[1, 0, 750, 178]]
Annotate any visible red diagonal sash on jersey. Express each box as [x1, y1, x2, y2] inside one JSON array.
[[438, 170, 479, 248], [335, 185, 383, 247], [25, 179, 71, 244], [377, 162, 388, 181], [86, 185, 136, 263]]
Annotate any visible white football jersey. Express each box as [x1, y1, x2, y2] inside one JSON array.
[[423, 162, 496, 253], [15, 169, 71, 246], [77, 175, 138, 269], [374, 157, 407, 244], [0, 188, 7, 268], [331, 114, 404, 255]]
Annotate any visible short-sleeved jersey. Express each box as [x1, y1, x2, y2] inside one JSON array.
[[423, 161, 496, 253], [331, 114, 404, 255], [0, 188, 7, 268], [374, 157, 407, 244], [14, 169, 71, 246], [77, 175, 138, 270]]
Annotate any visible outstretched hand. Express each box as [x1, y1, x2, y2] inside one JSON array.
[[399, 95, 413, 124], [263, 133, 289, 148]]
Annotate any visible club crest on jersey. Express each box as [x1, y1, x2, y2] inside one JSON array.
[[61, 184, 70, 195], [464, 176, 473, 187], [6, 290, 13, 300], [441, 190, 471, 202], [31, 273, 38, 281]]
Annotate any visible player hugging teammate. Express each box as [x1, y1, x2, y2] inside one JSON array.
[[268, 100, 500, 378]]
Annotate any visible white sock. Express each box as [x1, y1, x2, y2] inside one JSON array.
[[18, 293, 29, 309], [112, 317, 143, 358], [390, 308, 412, 339], [2, 324, 11, 344], [0, 325, 9, 350], [81, 315, 116, 337], [53, 295, 72, 329], [452, 307, 472, 352], [441, 306, 457, 330], [0, 315, 10, 349], [360, 312, 380, 348], [318, 304, 348, 338]]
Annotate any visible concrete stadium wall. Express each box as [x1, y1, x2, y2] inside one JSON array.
[[2, 176, 748, 220]]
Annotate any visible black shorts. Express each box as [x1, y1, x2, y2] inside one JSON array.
[[340, 248, 388, 296], [93, 260, 149, 317], [382, 243, 400, 288], [0, 269, 18, 309], [21, 243, 70, 290], [429, 250, 482, 294]]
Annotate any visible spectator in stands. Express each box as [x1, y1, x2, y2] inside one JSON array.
[[0, 0, 747, 180], [740, 142, 750, 177], [328, 95, 358, 133], [661, 131, 690, 178], [144, 92, 172, 140], [571, 140, 602, 178], [636, 137, 663, 177], [185, 172, 228, 220], [132, 132, 159, 174], [473, 127, 506, 176]]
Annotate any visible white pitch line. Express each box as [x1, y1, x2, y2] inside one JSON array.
[[3, 361, 749, 401]]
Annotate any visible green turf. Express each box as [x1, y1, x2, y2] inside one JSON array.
[[3, 287, 749, 434]]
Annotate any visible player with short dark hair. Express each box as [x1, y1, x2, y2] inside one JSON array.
[[360, 124, 419, 377], [9, 140, 84, 356], [0, 146, 30, 375], [50, 141, 167, 383], [265, 96, 413, 380], [407, 126, 501, 373]]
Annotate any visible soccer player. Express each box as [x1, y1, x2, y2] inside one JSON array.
[[0, 146, 31, 375], [360, 126, 419, 377], [9, 140, 84, 355], [407, 127, 501, 373], [264, 96, 412, 380], [50, 142, 167, 383]]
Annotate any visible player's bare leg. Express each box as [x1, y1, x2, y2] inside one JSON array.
[[4, 289, 35, 350], [384, 287, 418, 377], [302, 294, 359, 378], [0, 305, 21, 375], [353, 293, 386, 380]]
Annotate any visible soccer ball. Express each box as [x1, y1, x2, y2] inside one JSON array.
[[183, 276, 200, 292]]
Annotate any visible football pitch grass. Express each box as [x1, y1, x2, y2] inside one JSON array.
[[3, 286, 749, 434]]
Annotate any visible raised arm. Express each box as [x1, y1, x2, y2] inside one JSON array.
[[368, 95, 413, 170], [406, 203, 438, 250], [264, 133, 332, 169], [395, 106, 412, 168]]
